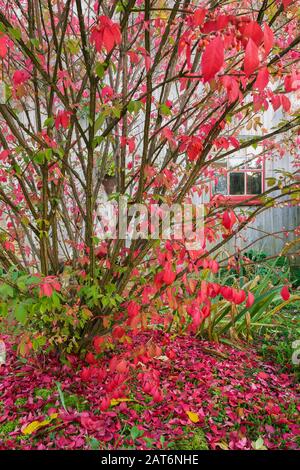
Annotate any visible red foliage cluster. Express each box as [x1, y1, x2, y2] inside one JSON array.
[[0, 332, 299, 450], [90, 16, 122, 53]]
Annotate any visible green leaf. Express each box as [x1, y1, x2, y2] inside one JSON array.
[[55, 382, 68, 412], [0, 284, 14, 298], [252, 436, 267, 450], [111, 106, 121, 119], [266, 177, 276, 187], [5, 84, 12, 102], [8, 27, 21, 40], [128, 100, 142, 114], [30, 38, 40, 48], [66, 39, 80, 54], [159, 103, 172, 116], [15, 303, 27, 324], [130, 426, 143, 441], [89, 437, 100, 450], [44, 117, 54, 128], [95, 114, 105, 133], [34, 151, 46, 165], [44, 148, 53, 161], [95, 62, 106, 79]]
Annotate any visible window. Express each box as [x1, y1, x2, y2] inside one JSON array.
[[212, 149, 263, 202]]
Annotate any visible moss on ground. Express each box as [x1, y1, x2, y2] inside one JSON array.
[[34, 388, 53, 399], [175, 428, 208, 450], [63, 393, 90, 411], [15, 397, 27, 407], [0, 419, 19, 436]]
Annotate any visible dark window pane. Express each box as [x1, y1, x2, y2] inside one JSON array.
[[214, 175, 228, 195], [230, 172, 245, 195], [247, 172, 262, 194]]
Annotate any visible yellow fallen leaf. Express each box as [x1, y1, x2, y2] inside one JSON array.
[[186, 411, 200, 423], [110, 398, 132, 407], [22, 413, 58, 435], [216, 440, 229, 450]]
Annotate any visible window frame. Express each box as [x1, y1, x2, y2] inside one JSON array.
[[211, 144, 265, 205]]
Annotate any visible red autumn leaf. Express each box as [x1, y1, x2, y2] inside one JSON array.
[[101, 85, 114, 101], [222, 75, 240, 103], [193, 8, 206, 27], [202, 303, 211, 318], [232, 289, 246, 305], [281, 285, 290, 301], [127, 300, 141, 318], [244, 39, 259, 77], [13, 70, 30, 86], [99, 397, 110, 411], [187, 136, 203, 161], [127, 137, 135, 153], [220, 286, 233, 301], [112, 326, 125, 339], [263, 23, 274, 57], [271, 95, 281, 111], [222, 211, 231, 230], [55, 110, 72, 130], [216, 15, 230, 31], [201, 36, 224, 83], [254, 67, 269, 92], [86, 352, 97, 365], [151, 387, 164, 403], [222, 210, 236, 230], [0, 34, 8, 58], [282, 0, 293, 9], [162, 263, 176, 285], [246, 291, 255, 308], [81, 367, 92, 382], [284, 75, 294, 92], [93, 336, 105, 353], [244, 21, 263, 46], [115, 359, 129, 374], [39, 282, 53, 297], [90, 15, 121, 53], [0, 150, 10, 161], [202, 20, 217, 34], [281, 95, 291, 112]]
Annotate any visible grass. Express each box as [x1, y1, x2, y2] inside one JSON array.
[[34, 388, 53, 400], [255, 308, 300, 382], [173, 428, 209, 450], [0, 419, 19, 436]]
